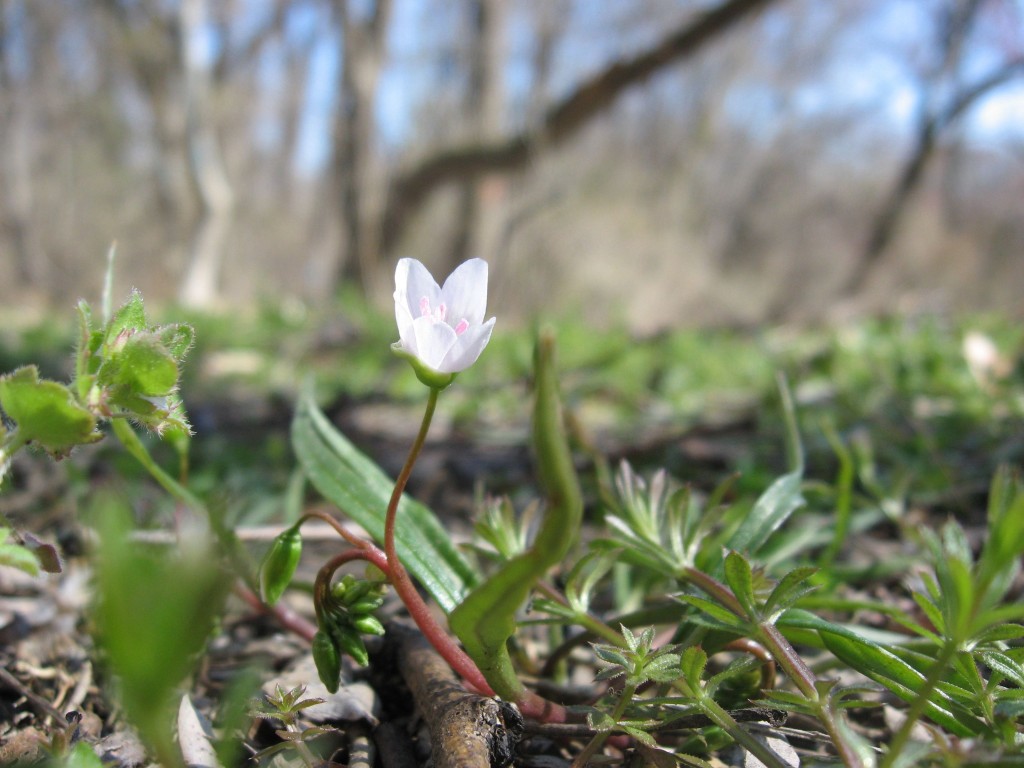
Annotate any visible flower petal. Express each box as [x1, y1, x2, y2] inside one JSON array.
[[438, 317, 495, 373], [411, 315, 457, 370], [395, 258, 442, 321], [440, 258, 488, 326]]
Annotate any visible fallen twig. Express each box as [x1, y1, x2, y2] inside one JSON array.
[[389, 621, 523, 768]]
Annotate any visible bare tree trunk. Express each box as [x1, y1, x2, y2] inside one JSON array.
[[845, 0, 1024, 295], [177, 0, 236, 308], [333, 0, 392, 297], [847, 57, 1024, 295], [0, 0, 50, 291], [447, 0, 506, 273], [376, 0, 777, 267]]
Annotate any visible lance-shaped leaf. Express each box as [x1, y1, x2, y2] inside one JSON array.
[[292, 384, 476, 613]]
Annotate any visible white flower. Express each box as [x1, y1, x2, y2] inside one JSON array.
[[393, 258, 496, 387]]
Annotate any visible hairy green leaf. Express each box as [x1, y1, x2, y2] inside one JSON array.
[[0, 366, 100, 457]]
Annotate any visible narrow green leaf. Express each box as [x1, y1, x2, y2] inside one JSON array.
[[979, 650, 1024, 688], [910, 591, 945, 637], [676, 595, 747, 630], [763, 565, 819, 620], [727, 470, 805, 554], [973, 622, 1024, 644], [292, 384, 476, 613], [723, 551, 756, 619], [819, 629, 981, 736], [679, 646, 708, 688]]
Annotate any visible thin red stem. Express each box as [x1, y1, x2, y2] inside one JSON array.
[[377, 388, 494, 696], [299, 509, 372, 550]]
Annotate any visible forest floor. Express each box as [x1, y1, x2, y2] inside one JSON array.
[[1, 309, 1022, 767]]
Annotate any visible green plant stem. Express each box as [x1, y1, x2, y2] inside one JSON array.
[[754, 623, 864, 767], [691, 691, 794, 768], [682, 565, 747, 617], [534, 580, 626, 646], [235, 583, 317, 642], [377, 388, 569, 722], [879, 638, 958, 768], [684, 566, 864, 768], [299, 510, 371, 550], [110, 418, 204, 510], [572, 681, 638, 767]]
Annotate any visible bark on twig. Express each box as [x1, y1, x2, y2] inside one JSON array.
[[390, 622, 523, 768]]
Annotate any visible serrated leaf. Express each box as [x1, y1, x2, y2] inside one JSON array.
[[0, 366, 100, 456], [727, 470, 805, 554], [292, 386, 476, 612]]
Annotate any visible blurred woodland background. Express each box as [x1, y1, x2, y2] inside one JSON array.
[[0, 0, 1022, 331]]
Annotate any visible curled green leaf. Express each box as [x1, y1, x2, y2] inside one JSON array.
[[448, 329, 583, 701]]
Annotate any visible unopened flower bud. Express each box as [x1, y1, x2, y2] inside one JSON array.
[[312, 630, 341, 693], [351, 615, 386, 637], [259, 525, 302, 605], [335, 629, 370, 667]]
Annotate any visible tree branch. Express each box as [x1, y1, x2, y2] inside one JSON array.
[[849, 56, 1024, 294], [380, 0, 778, 257]]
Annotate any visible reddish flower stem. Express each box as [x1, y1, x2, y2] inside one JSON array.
[[380, 388, 497, 698]]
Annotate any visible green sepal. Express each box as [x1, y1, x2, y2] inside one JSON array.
[[259, 525, 303, 605], [312, 630, 341, 693], [0, 366, 101, 457], [390, 343, 457, 390]]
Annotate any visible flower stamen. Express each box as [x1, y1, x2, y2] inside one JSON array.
[[419, 297, 450, 324]]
